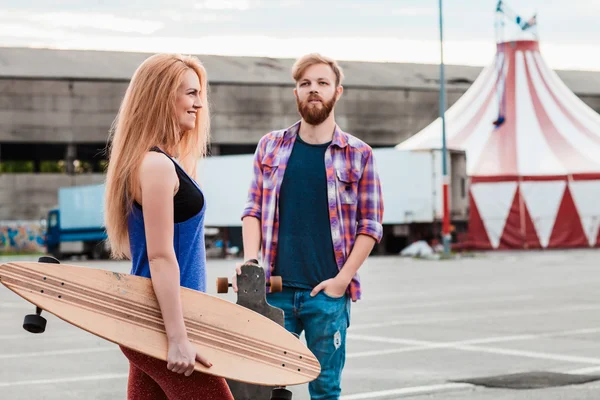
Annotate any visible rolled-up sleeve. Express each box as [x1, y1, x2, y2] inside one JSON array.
[[241, 137, 265, 220], [356, 149, 384, 242]]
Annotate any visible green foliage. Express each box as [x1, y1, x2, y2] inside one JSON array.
[[40, 161, 65, 173], [0, 161, 34, 173], [0, 160, 103, 174]]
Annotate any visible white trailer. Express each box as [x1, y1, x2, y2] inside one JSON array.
[[197, 147, 468, 253]]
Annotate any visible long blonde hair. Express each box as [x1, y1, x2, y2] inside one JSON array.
[[104, 53, 210, 259]]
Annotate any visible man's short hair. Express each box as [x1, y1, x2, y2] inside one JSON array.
[[292, 53, 345, 87]]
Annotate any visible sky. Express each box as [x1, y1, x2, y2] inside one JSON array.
[[1, 0, 599, 71]]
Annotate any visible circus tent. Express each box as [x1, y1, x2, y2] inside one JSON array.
[[397, 39, 600, 250]]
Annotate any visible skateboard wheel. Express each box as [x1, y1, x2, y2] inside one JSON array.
[[269, 276, 282, 293], [38, 256, 60, 264], [270, 387, 292, 400], [23, 313, 47, 334], [216, 277, 230, 293]]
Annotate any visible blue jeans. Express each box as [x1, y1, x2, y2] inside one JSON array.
[[267, 287, 351, 400]]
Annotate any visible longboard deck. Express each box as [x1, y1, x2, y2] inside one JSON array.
[[0, 261, 320, 386]]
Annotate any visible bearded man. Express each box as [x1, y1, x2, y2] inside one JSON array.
[[236, 53, 384, 400]]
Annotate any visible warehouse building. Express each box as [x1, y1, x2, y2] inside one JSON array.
[[1, 46, 599, 221]]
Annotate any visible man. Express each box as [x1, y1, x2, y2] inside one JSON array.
[[236, 53, 384, 399]]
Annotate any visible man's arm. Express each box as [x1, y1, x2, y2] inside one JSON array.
[[335, 234, 376, 280], [354, 148, 384, 244], [240, 137, 266, 260], [234, 138, 266, 292], [311, 149, 384, 297], [242, 216, 261, 261]]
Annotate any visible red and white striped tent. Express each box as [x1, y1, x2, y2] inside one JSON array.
[[397, 39, 600, 250]]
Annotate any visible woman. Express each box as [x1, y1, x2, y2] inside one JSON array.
[[103, 53, 233, 399]]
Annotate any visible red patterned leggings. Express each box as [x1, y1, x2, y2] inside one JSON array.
[[120, 346, 234, 400]]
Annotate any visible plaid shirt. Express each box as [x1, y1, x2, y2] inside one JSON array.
[[241, 121, 384, 301]]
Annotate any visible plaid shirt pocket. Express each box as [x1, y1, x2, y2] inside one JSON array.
[[261, 157, 280, 190], [336, 169, 360, 205]]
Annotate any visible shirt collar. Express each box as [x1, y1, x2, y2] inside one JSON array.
[[283, 120, 348, 148]]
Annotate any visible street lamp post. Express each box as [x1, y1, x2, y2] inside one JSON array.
[[439, 0, 451, 256]]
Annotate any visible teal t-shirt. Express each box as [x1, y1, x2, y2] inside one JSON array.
[[273, 135, 339, 289]]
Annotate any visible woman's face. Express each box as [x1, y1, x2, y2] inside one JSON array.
[[175, 69, 202, 132]]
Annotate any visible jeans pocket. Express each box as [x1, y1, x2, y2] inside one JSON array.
[[321, 290, 346, 300], [345, 297, 351, 328]]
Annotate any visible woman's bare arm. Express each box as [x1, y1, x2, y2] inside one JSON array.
[[137, 152, 211, 375]]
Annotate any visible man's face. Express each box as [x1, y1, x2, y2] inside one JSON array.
[[294, 63, 342, 126]]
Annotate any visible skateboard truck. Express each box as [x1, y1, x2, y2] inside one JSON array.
[[216, 266, 283, 294], [23, 256, 59, 334]]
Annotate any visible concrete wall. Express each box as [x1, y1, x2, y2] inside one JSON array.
[[0, 79, 126, 143], [0, 173, 105, 220], [209, 84, 466, 145], [0, 78, 467, 146], [3, 78, 600, 148]]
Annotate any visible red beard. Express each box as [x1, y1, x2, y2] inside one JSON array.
[[296, 94, 337, 125]]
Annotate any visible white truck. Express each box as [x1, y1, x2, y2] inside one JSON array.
[[45, 184, 110, 260], [197, 147, 469, 254]]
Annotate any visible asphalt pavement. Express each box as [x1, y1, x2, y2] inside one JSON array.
[[1, 249, 600, 399]]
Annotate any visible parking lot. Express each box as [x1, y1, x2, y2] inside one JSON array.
[[2, 249, 600, 399]]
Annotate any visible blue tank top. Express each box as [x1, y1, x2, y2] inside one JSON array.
[[127, 148, 207, 292]]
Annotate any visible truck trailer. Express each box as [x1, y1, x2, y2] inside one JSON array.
[[45, 184, 109, 260], [197, 147, 469, 253]]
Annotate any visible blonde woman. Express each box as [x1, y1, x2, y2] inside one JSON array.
[[104, 53, 233, 399]]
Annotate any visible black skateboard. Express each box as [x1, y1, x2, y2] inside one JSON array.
[[216, 262, 293, 400]]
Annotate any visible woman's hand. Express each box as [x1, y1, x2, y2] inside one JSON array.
[[167, 338, 212, 376]]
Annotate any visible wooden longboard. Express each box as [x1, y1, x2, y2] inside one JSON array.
[[0, 260, 320, 386]]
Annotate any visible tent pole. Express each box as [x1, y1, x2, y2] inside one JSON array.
[[439, 0, 451, 255]]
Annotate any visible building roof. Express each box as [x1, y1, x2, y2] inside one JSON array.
[[0, 46, 599, 95]]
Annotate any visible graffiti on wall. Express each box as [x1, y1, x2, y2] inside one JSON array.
[[0, 221, 46, 254]]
